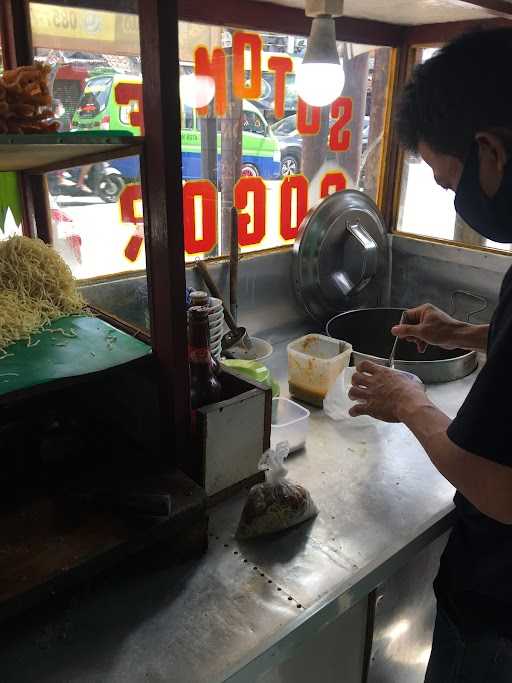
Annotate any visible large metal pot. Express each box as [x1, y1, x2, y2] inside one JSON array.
[[326, 308, 478, 384]]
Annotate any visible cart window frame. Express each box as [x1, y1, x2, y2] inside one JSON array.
[[393, 43, 512, 257]]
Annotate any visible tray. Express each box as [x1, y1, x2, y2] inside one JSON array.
[[0, 315, 152, 401]]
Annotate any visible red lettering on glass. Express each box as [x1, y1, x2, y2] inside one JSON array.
[[268, 55, 292, 119], [329, 97, 353, 152], [114, 82, 144, 134], [183, 180, 217, 254], [280, 175, 308, 241], [120, 184, 144, 261], [320, 171, 347, 197], [233, 32, 262, 101], [234, 176, 266, 246], [195, 46, 227, 117]]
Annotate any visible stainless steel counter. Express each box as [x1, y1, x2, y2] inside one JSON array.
[[0, 336, 477, 683]]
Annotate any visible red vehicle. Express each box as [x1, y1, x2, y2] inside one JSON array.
[[49, 196, 82, 265]]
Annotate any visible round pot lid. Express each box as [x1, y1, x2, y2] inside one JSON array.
[[293, 189, 386, 321]]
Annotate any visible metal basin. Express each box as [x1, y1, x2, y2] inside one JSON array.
[[326, 308, 478, 384]]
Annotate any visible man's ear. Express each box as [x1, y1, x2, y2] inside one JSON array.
[[475, 131, 508, 197], [475, 132, 508, 173]]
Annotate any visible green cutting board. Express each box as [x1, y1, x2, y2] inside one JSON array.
[[0, 315, 152, 397]]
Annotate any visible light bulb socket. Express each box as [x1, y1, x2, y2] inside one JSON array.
[[303, 16, 340, 66], [304, 0, 344, 18]]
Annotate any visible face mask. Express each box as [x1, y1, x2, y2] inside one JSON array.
[[454, 144, 512, 243]]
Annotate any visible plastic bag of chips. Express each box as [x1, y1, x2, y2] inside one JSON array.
[[0, 63, 59, 134]]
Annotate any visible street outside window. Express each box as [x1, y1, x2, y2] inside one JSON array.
[[178, 21, 392, 259], [396, 47, 510, 251], [30, 2, 144, 281], [29, 5, 392, 279]]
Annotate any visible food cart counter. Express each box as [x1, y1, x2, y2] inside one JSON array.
[[0, 331, 476, 683]]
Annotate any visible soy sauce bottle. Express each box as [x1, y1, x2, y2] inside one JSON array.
[[188, 306, 222, 410]]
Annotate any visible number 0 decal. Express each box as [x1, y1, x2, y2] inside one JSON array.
[[183, 180, 217, 255], [280, 175, 308, 241], [234, 177, 266, 246]]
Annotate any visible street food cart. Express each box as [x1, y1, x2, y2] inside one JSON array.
[[0, 0, 511, 681]]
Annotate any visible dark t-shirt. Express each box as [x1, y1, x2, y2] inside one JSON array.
[[435, 265, 512, 636]]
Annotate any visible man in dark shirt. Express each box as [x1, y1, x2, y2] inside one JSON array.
[[348, 29, 512, 681]]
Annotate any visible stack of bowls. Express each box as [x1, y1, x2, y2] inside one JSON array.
[[206, 296, 224, 359]]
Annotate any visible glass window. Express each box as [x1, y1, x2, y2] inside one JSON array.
[[272, 115, 297, 136], [30, 2, 147, 329], [178, 22, 392, 259], [76, 76, 113, 117], [30, 8, 393, 283], [396, 46, 507, 251], [0, 209, 23, 241], [182, 105, 195, 130], [46, 156, 143, 280], [242, 109, 267, 135]]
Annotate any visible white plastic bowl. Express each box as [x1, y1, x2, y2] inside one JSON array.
[[271, 397, 310, 453], [208, 310, 224, 325], [209, 320, 224, 333], [210, 327, 223, 341], [206, 297, 223, 313], [224, 337, 273, 361]]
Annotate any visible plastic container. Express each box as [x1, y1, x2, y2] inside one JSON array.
[[223, 337, 273, 362], [222, 359, 280, 397], [287, 334, 352, 407], [270, 397, 310, 453], [324, 366, 423, 426]]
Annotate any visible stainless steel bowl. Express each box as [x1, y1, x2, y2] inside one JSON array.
[[326, 307, 478, 384]]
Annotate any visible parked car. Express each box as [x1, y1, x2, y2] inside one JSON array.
[[182, 99, 281, 180], [271, 115, 303, 176], [271, 114, 371, 176], [72, 74, 281, 181]]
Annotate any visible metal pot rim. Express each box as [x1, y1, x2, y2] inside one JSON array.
[[325, 307, 478, 366]]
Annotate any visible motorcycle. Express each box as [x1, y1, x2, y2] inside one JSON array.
[[47, 162, 125, 204]]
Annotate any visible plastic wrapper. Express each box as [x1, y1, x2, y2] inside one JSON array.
[[236, 442, 318, 539], [323, 367, 377, 426], [323, 366, 423, 427], [0, 62, 58, 134]]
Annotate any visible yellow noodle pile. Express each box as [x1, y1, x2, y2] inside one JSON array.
[[0, 235, 85, 352]]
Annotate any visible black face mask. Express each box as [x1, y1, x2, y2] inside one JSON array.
[[454, 144, 512, 243]]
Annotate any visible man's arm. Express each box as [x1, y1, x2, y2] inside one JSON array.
[[446, 322, 489, 353], [349, 360, 512, 524], [400, 397, 512, 524]]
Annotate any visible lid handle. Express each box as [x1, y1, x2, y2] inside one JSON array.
[[331, 220, 378, 297]]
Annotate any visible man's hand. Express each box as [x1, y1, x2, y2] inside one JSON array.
[[391, 304, 466, 352], [348, 361, 428, 423]]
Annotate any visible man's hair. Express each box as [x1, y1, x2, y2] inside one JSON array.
[[396, 28, 512, 159]]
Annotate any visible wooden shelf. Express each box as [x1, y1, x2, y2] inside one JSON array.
[[0, 133, 143, 173], [0, 467, 207, 623]]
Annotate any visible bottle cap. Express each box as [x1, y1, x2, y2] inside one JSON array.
[[190, 290, 210, 308]]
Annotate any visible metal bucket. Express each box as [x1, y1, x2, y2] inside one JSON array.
[[326, 308, 478, 384]]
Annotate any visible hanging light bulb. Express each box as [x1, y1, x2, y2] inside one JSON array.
[[179, 73, 216, 109], [297, 1, 345, 108]]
